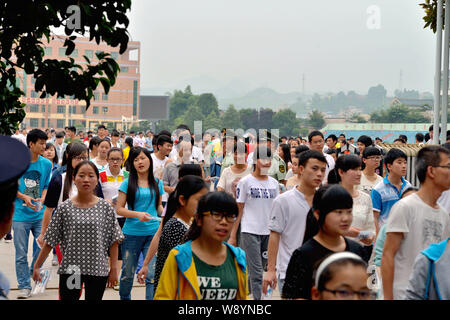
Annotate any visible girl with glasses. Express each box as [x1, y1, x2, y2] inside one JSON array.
[[311, 252, 375, 300], [154, 191, 248, 300], [358, 147, 383, 196]]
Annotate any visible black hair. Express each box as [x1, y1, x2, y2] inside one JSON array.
[[384, 148, 407, 172], [124, 137, 134, 148], [252, 146, 272, 171], [162, 175, 207, 228], [176, 124, 191, 133], [425, 133, 431, 142], [308, 131, 324, 143], [357, 135, 373, 148], [401, 186, 418, 198], [328, 154, 362, 184], [179, 164, 203, 179], [67, 126, 76, 134], [415, 145, 450, 183], [89, 136, 102, 151], [415, 133, 424, 143], [126, 147, 160, 211], [298, 149, 327, 168], [158, 130, 172, 138], [156, 135, 173, 150], [63, 142, 89, 201], [112, 130, 120, 137], [325, 148, 337, 157], [313, 254, 367, 292], [399, 134, 408, 143], [295, 145, 310, 155], [279, 143, 292, 165], [339, 133, 346, 138], [107, 147, 124, 159], [98, 138, 111, 147], [394, 138, 405, 144], [56, 131, 65, 139], [26, 128, 47, 148], [183, 191, 239, 242], [178, 134, 194, 147], [72, 160, 100, 184], [314, 184, 353, 230], [98, 124, 106, 130], [362, 146, 382, 159], [45, 143, 58, 165], [326, 134, 338, 142]]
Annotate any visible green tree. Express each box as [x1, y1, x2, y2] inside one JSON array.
[[272, 109, 300, 136], [369, 104, 429, 123], [308, 109, 326, 129], [239, 108, 258, 130], [169, 86, 197, 122], [349, 113, 368, 123], [221, 105, 243, 130], [0, 1, 131, 135], [176, 105, 204, 131], [258, 108, 274, 131], [203, 111, 223, 132], [197, 93, 219, 117]]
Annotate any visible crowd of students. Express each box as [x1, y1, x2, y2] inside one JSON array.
[[0, 123, 449, 301]]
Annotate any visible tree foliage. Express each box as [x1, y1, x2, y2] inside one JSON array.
[[0, 0, 131, 135], [308, 109, 326, 129], [369, 104, 430, 123]]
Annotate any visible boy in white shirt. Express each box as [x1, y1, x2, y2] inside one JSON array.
[[230, 146, 279, 300]]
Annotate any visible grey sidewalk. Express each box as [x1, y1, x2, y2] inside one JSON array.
[[0, 236, 281, 300]]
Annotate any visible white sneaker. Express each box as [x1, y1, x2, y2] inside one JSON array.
[[17, 289, 31, 299], [52, 255, 58, 266]]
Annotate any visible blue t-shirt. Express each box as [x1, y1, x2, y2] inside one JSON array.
[[119, 177, 164, 236], [14, 155, 52, 222], [371, 174, 411, 228]]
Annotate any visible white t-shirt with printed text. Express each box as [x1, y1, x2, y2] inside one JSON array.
[[236, 174, 280, 235]]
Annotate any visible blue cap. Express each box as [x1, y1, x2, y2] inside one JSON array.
[[0, 135, 30, 184]]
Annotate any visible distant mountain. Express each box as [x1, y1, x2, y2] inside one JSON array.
[[218, 87, 304, 110]]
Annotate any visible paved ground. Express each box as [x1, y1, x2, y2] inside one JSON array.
[[0, 235, 281, 300]]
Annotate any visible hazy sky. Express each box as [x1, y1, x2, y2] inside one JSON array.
[[127, 0, 436, 96]]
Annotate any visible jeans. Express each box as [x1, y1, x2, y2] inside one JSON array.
[[12, 220, 43, 290], [119, 234, 157, 300], [240, 232, 269, 300]]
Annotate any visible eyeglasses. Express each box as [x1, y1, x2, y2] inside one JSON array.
[[322, 288, 376, 300], [433, 164, 450, 169], [73, 156, 89, 161], [202, 211, 238, 223], [367, 156, 382, 161], [108, 158, 123, 162]]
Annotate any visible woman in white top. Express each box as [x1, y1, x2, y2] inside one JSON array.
[[328, 154, 375, 249], [358, 147, 383, 196], [217, 142, 252, 197], [91, 138, 111, 173]]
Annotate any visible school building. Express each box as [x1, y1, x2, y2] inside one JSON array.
[[17, 36, 141, 132]]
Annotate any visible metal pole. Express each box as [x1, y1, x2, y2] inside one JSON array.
[[442, 0, 450, 144], [434, 0, 444, 145]]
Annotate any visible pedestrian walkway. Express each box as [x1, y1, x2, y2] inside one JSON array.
[[0, 237, 281, 300]]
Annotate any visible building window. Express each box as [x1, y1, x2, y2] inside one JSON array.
[[94, 92, 100, 100], [57, 119, 65, 128], [68, 119, 76, 126], [43, 47, 52, 56], [102, 107, 108, 114], [85, 50, 94, 59], [102, 93, 108, 101], [48, 119, 52, 128], [57, 105, 65, 114], [31, 90, 38, 98], [41, 105, 45, 113], [29, 104, 39, 113], [69, 106, 76, 114], [120, 66, 128, 73], [133, 80, 138, 116], [30, 118, 39, 128], [111, 52, 119, 60], [41, 119, 45, 128], [93, 106, 99, 114], [59, 48, 66, 57]]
